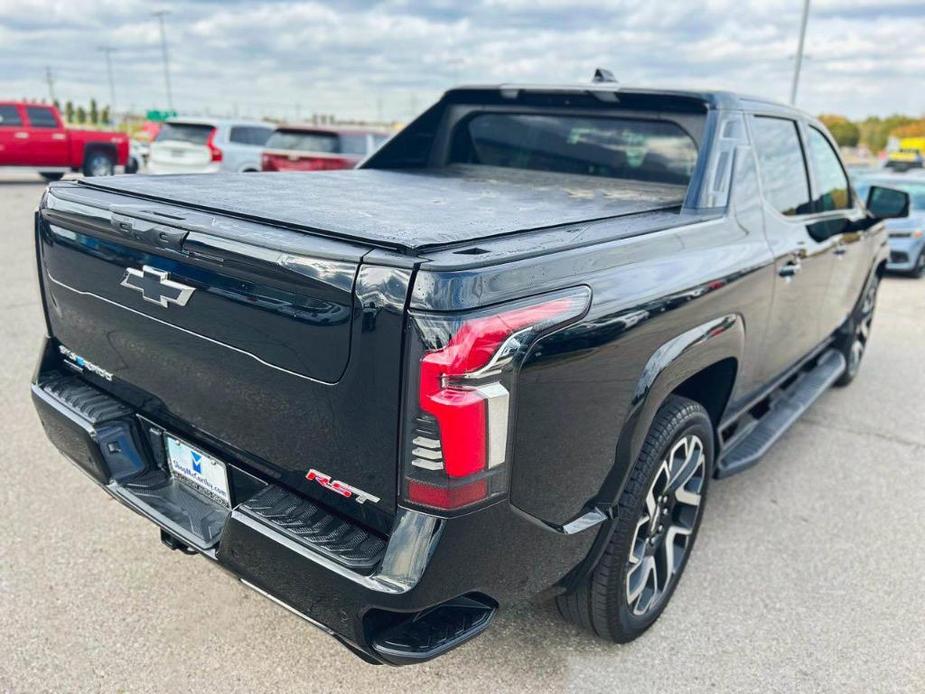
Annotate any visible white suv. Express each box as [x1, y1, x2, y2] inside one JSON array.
[[148, 118, 273, 174]]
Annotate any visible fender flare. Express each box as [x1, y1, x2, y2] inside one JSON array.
[[560, 313, 744, 589]]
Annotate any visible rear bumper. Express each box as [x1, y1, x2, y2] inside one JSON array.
[[146, 161, 221, 175], [31, 346, 598, 664]]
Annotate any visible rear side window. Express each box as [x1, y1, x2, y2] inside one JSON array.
[[807, 128, 851, 211], [0, 105, 22, 126], [156, 123, 214, 144], [265, 130, 338, 153], [450, 113, 698, 185], [229, 126, 271, 146], [339, 133, 369, 155], [752, 116, 812, 216], [26, 106, 58, 128]]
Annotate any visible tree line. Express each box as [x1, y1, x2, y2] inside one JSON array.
[[52, 99, 113, 126], [818, 114, 925, 151]]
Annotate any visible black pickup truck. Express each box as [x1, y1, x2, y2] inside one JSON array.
[[31, 80, 909, 665]]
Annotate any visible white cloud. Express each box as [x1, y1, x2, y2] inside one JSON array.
[[0, 0, 921, 120]]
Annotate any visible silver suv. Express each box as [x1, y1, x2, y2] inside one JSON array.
[[148, 118, 273, 174]]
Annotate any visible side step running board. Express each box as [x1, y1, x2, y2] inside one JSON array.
[[716, 349, 845, 478]]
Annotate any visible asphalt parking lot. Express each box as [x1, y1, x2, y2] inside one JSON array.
[[0, 172, 922, 693]]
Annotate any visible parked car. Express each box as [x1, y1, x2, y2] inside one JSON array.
[[854, 174, 925, 275], [261, 125, 388, 171], [0, 101, 129, 179], [147, 118, 273, 174], [31, 79, 908, 666]]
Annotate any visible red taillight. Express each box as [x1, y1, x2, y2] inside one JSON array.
[[402, 289, 591, 512], [206, 128, 222, 162], [261, 153, 276, 171]]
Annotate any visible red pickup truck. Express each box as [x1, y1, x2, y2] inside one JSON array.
[[0, 102, 130, 180]]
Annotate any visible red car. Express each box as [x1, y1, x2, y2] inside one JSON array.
[[261, 125, 389, 172], [0, 101, 130, 180]]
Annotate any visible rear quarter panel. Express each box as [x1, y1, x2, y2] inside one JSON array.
[[412, 211, 774, 526]]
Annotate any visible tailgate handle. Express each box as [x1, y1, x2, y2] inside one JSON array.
[[110, 211, 188, 252]]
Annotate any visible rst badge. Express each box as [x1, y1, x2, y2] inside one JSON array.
[[120, 265, 195, 308], [306, 468, 380, 505]]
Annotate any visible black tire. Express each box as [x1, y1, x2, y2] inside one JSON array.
[[556, 395, 713, 642], [911, 251, 925, 279], [834, 274, 879, 387], [40, 172, 64, 182], [82, 150, 115, 177], [124, 156, 139, 174]]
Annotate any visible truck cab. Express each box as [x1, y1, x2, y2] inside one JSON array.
[[0, 101, 129, 179]]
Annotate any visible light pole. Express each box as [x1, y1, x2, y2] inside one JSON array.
[[790, 0, 811, 105], [98, 46, 117, 121], [152, 10, 174, 111]]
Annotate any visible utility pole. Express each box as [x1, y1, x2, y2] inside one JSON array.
[[152, 10, 174, 111], [98, 46, 117, 119], [44, 66, 56, 103], [790, 0, 811, 105]]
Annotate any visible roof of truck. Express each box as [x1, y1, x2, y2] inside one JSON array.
[[80, 166, 687, 252]]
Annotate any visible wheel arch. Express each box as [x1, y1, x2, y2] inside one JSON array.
[[559, 315, 743, 592], [82, 142, 117, 163]]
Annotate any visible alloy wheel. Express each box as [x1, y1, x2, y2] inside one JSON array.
[[847, 279, 878, 377], [625, 434, 706, 616]]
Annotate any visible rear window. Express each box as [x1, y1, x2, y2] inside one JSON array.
[[0, 105, 22, 127], [266, 130, 339, 153], [229, 126, 272, 146], [450, 113, 698, 185], [26, 106, 58, 128], [156, 123, 215, 145]]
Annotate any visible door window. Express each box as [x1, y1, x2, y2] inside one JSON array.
[[807, 128, 851, 211], [0, 105, 22, 127], [25, 106, 58, 128], [229, 126, 272, 146], [752, 116, 812, 216]]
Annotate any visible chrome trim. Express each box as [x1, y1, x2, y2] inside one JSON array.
[[411, 457, 443, 471], [412, 436, 440, 449], [476, 382, 509, 469], [411, 447, 442, 460], [120, 265, 196, 308], [45, 272, 330, 385]]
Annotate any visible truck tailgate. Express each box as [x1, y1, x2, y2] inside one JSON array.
[[38, 183, 410, 523]]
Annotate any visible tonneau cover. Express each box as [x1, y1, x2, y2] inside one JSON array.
[[81, 165, 686, 251]]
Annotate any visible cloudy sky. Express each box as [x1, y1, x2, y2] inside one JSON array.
[[1, 0, 923, 122]]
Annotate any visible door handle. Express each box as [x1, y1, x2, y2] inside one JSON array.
[[14, 131, 29, 139], [778, 259, 802, 278]]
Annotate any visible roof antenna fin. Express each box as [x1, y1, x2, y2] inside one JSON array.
[[592, 68, 618, 84]]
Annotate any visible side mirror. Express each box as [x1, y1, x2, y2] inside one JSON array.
[[866, 186, 910, 220]]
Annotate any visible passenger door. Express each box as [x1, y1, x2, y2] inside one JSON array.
[[750, 114, 837, 383], [227, 125, 272, 171], [804, 125, 871, 334], [23, 105, 69, 167], [0, 104, 27, 165]]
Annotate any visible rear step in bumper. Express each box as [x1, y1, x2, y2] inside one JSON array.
[[31, 369, 497, 664], [717, 349, 846, 478]]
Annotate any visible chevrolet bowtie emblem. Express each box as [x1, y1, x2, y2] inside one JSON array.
[[120, 265, 195, 308]]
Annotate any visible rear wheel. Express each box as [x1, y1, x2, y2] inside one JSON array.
[[556, 395, 713, 642], [82, 150, 115, 177], [835, 275, 879, 387], [40, 172, 64, 182]]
